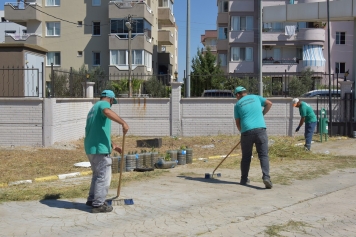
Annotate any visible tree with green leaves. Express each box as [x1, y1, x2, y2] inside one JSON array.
[[190, 47, 225, 96], [288, 68, 314, 97]]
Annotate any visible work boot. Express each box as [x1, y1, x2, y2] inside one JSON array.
[[304, 144, 310, 151], [240, 178, 250, 185], [263, 179, 273, 189], [92, 202, 113, 213]]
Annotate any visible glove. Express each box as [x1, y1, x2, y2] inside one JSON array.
[[295, 126, 301, 132]]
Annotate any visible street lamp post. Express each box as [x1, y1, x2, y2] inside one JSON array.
[[125, 18, 133, 98]]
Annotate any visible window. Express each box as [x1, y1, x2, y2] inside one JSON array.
[[158, 0, 173, 11], [219, 0, 228, 12], [77, 21, 82, 27], [111, 19, 152, 38], [93, 22, 100, 36], [46, 22, 60, 36], [2, 17, 7, 22], [110, 50, 151, 67], [5, 30, 16, 34], [218, 27, 228, 39], [336, 32, 345, 45], [335, 62, 345, 73], [145, 51, 152, 71], [218, 54, 227, 66], [46, 0, 60, 6], [22, 30, 27, 34], [111, 50, 126, 65], [47, 52, 61, 66], [93, 52, 100, 66], [77, 51, 83, 57], [231, 16, 253, 31], [231, 47, 253, 61], [92, 0, 101, 6]]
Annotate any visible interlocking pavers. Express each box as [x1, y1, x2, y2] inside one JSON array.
[[1, 167, 356, 237]]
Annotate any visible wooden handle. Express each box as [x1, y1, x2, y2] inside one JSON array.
[[212, 140, 241, 176], [117, 134, 125, 197]]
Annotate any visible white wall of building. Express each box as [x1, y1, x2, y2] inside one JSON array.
[[0, 10, 27, 43]]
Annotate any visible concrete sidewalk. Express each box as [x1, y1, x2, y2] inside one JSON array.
[[0, 166, 355, 237]]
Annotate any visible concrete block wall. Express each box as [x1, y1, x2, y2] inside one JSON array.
[[0, 96, 341, 147], [181, 98, 237, 136], [111, 98, 171, 137], [0, 99, 42, 146], [51, 99, 94, 144]]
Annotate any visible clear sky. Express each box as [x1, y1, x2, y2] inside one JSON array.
[[0, 0, 217, 82]]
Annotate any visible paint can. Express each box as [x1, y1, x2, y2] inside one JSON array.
[[205, 173, 211, 179]]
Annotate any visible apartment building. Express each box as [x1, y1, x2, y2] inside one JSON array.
[[0, 10, 27, 43], [201, 30, 217, 56], [215, 0, 353, 85], [4, 0, 178, 82]]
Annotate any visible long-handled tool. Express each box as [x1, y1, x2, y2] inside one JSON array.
[[206, 140, 241, 179], [110, 134, 134, 206]]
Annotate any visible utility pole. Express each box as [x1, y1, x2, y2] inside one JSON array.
[[186, 0, 191, 97], [125, 15, 133, 98], [259, 0, 263, 96]]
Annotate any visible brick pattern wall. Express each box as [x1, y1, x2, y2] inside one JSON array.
[[0, 99, 43, 146], [52, 99, 94, 143], [0, 97, 336, 147], [111, 98, 171, 137]]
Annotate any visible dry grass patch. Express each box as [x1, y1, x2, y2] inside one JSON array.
[[264, 220, 311, 236], [1, 135, 355, 202]]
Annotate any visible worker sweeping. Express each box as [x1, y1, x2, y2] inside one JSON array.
[[84, 90, 129, 213], [233, 86, 273, 189], [292, 98, 317, 151]]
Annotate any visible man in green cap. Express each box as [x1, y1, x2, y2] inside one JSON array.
[[234, 86, 273, 189], [84, 90, 129, 213]]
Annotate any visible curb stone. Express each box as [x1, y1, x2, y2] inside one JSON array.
[[0, 171, 93, 188]]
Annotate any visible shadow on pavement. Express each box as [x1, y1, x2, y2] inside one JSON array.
[[39, 199, 91, 213], [177, 175, 265, 190]]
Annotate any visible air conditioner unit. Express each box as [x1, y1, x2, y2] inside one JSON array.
[[161, 46, 166, 52]]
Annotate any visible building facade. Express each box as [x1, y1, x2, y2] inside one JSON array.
[[0, 10, 27, 43], [4, 0, 178, 82], [214, 0, 353, 86], [201, 30, 217, 56]]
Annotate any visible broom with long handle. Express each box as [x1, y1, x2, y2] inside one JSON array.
[[116, 133, 125, 197], [211, 140, 241, 177]]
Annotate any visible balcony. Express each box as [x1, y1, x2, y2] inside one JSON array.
[[109, 1, 154, 25], [109, 34, 153, 53], [230, 0, 254, 12], [4, 2, 42, 24], [262, 27, 325, 43], [217, 39, 228, 51], [158, 30, 174, 45], [296, 28, 325, 42], [217, 12, 228, 24], [229, 31, 254, 43], [158, 52, 173, 68], [203, 45, 217, 52], [229, 61, 254, 74], [158, 8, 175, 26], [262, 59, 325, 73], [5, 33, 42, 45]]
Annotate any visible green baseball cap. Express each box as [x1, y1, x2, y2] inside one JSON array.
[[101, 90, 118, 104], [234, 86, 246, 95]]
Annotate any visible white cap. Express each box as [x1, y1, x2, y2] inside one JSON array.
[[292, 98, 299, 106]]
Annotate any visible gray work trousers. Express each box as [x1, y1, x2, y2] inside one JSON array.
[[87, 154, 112, 207], [240, 128, 270, 181]]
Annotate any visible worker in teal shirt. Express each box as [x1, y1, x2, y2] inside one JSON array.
[[292, 98, 317, 151], [84, 90, 129, 213], [234, 86, 273, 189]]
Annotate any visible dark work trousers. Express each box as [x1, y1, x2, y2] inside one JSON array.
[[240, 128, 270, 181], [304, 122, 317, 150]]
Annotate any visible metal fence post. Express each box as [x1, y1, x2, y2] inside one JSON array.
[[51, 63, 54, 97]]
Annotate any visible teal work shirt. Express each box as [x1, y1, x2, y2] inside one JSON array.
[[84, 101, 112, 154], [299, 101, 317, 123], [234, 94, 267, 133]]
